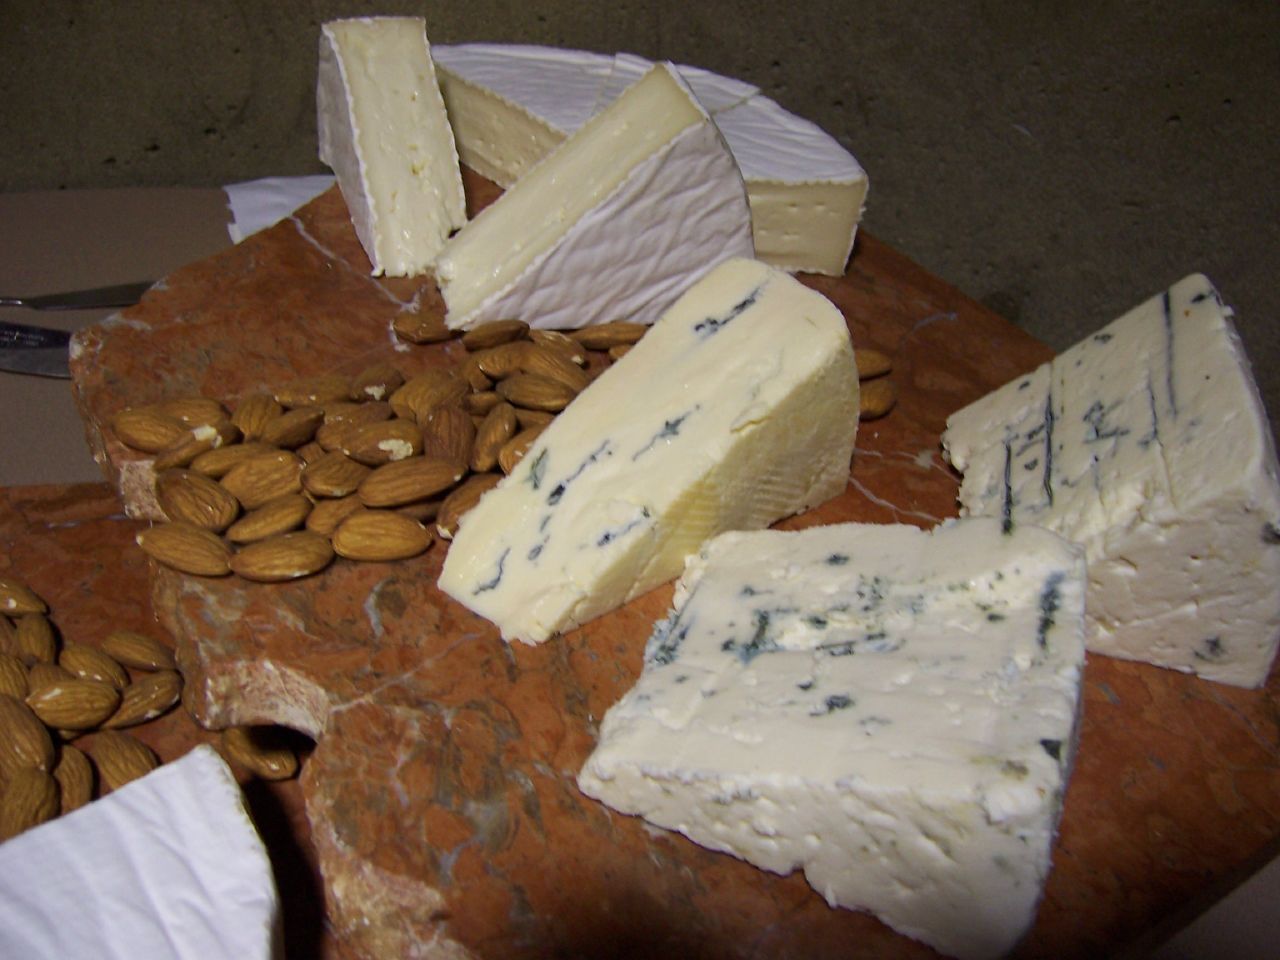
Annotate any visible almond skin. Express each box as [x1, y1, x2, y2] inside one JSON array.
[[136, 522, 233, 577], [855, 347, 893, 380], [59, 643, 129, 690], [225, 493, 312, 544], [349, 363, 405, 403], [518, 344, 591, 393], [420, 406, 476, 469], [259, 406, 325, 449], [436, 473, 502, 539], [152, 419, 240, 471], [305, 496, 368, 537], [858, 378, 896, 420], [496, 373, 577, 412], [472, 402, 517, 473], [569, 320, 647, 350], [157, 395, 228, 426], [389, 370, 469, 424], [26, 678, 121, 730], [90, 730, 159, 792], [357, 457, 465, 508], [0, 577, 46, 616], [14, 614, 57, 665], [111, 406, 188, 453], [0, 653, 27, 699], [220, 450, 304, 510], [332, 510, 432, 562], [393, 311, 453, 344], [461, 319, 529, 351], [341, 419, 423, 466], [231, 393, 284, 441], [0, 767, 60, 840], [104, 670, 182, 729], [498, 425, 547, 474], [0, 694, 55, 777], [189, 441, 276, 479], [274, 374, 351, 409], [230, 531, 335, 583], [303, 451, 373, 499], [100, 631, 176, 672], [52, 744, 94, 813], [221, 726, 299, 781], [156, 468, 241, 532]]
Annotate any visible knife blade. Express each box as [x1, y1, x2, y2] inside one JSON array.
[[1, 320, 73, 349], [0, 345, 70, 379], [0, 280, 153, 311]]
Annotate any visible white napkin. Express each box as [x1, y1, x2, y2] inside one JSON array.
[[0, 745, 281, 959], [223, 175, 335, 243]]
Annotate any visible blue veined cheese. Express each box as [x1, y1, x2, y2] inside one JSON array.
[[438, 257, 858, 644], [433, 62, 753, 332], [432, 43, 867, 277], [577, 517, 1086, 960], [943, 274, 1280, 687], [316, 16, 466, 277]]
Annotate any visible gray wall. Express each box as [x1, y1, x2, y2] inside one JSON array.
[[4, 0, 1277, 433]]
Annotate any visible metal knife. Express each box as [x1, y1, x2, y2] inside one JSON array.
[[0, 280, 153, 311], [0, 321, 72, 378]]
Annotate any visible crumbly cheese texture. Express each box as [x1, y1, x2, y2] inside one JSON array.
[[438, 258, 858, 644], [578, 518, 1086, 960], [943, 274, 1280, 687], [317, 16, 465, 277], [433, 43, 867, 276], [433, 62, 753, 331]]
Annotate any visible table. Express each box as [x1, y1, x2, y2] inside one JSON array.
[[3, 184, 1278, 959]]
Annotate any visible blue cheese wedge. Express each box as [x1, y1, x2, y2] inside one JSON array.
[[432, 62, 753, 331], [433, 43, 867, 277], [438, 257, 858, 644], [943, 274, 1280, 687], [578, 517, 1086, 960], [317, 16, 466, 276]]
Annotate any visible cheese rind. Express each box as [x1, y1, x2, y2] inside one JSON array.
[[438, 257, 858, 644], [432, 43, 867, 276], [578, 517, 1086, 960], [433, 63, 753, 331], [943, 274, 1280, 687], [317, 17, 465, 277]]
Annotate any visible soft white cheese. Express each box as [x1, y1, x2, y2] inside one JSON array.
[[317, 16, 465, 277], [432, 43, 868, 276], [432, 62, 754, 332], [438, 257, 858, 644], [943, 274, 1280, 687], [578, 517, 1086, 960]]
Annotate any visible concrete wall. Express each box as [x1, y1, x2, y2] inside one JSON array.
[[3, 0, 1277, 431]]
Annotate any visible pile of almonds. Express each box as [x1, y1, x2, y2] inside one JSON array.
[[114, 318, 896, 584], [0, 575, 299, 842], [115, 320, 647, 583]]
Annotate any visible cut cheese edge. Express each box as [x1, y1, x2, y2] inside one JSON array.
[[433, 43, 867, 276], [317, 16, 465, 276], [943, 274, 1280, 687], [578, 517, 1087, 960], [433, 62, 753, 331], [438, 257, 858, 644]]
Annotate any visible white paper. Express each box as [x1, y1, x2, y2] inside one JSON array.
[[223, 174, 335, 243]]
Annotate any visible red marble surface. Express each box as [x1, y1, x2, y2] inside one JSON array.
[[43, 178, 1280, 958]]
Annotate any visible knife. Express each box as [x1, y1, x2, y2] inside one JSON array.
[[0, 321, 72, 378], [0, 280, 153, 311]]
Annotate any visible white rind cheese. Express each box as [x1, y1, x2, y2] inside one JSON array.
[[433, 62, 753, 332], [317, 16, 465, 277], [578, 518, 1086, 960], [943, 274, 1280, 687], [438, 257, 858, 644], [432, 43, 868, 276]]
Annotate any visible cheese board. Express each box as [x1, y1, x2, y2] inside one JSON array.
[[50, 172, 1280, 957]]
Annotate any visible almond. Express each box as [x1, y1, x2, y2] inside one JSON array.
[[514, 408, 555, 429], [332, 510, 433, 562], [59, 643, 129, 690], [0, 767, 59, 840], [569, 320, 647, 350], [394, 498, 443, 523], [14, 614, 57, 665], [496, 373, 577, 412], [316, 401, 394, 451], [464, 390, 503, 416], [358, 457, 465, 508], [420, 405, 476, 468], [302, 451, 372, 499], [52, 744, 94, 813], [152, 419, 240, 471], [104, 670, 182, 729], [458, 354, 494, 392], [260, 406, 325, 449], [389, 369, 468, 423], [0, 615, 15, 654], [472, 402, 517, 473], [100, 631, 176, 672], [473, 341, 533, 380], [274, 374, 351, 409], [26, 678, 121, 730], [225, 493, 312, 544], [519, 344, 591, 393], [90, 730, 159, 792], [231, 393, 284, 441], [111, 406, 188, 453], [0, 576, 47, 616], [341, 419, 423, 466], [156, 468, 241, 531], [436, 473, 502, 539], [157, 395, 228, 426], [498, 425, 546, 474], [136, 522, 233, 577], [305, 496, 368, 537], [221, 726, 299, 781], [189, 441, 275, 478], [0, 653, 27, 699], [393, 310, 454, 344], [0, 694, 55, 777], [855, 347, 893, 380], [462, 319, 529, 351], [607, 343, 632, 361], [26, 662, 74, 693], [230, 531, 334, 582], [296, 441, 326, 465], [220, 449, 304, 510], [859, 378, 896, 420], [349, 363, 405, 402], [530, 329, 588, 365]]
